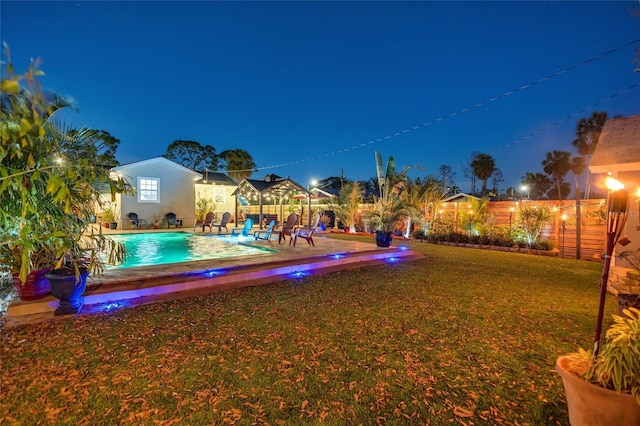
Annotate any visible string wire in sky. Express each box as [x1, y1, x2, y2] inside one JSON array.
[[240, 37, 640, 174], [489, 82, 640, 155]]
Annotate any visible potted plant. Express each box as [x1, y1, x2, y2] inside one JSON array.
[[1, 47, 131, 314], [0, 230, 54, 300], [556, 308, 640, 425], [369, 152, 420, 247], [101, 206, 118, 229]]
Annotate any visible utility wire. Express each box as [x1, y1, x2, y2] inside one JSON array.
[[490, 82, 640, 154], [234, 38, 640, 174]]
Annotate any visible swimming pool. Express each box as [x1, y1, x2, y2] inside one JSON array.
[[106, 232, 275, 269]]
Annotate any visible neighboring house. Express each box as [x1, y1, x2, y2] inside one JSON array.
[[441, 192, 481, 204], [590, 114, 640, 258], [107, 157, 202, 229], [195, 171, 238, 222]]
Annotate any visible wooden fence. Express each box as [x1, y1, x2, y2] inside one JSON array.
[[436, 199, 607, 260], [242, 199, 608, 260]]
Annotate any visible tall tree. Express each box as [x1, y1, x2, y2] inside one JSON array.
[[542, 150, 572, 200], [570, 155, 586, 259], [572, 111, 608, 198], [164, 140, 218, 171], [470, 153, 496, 196], [67, 129, 120, 166], [546, 182, 571, 200], [490, 168, 504, 195], [219, 149, 256, 182], [462, 152, 479, 194], [437, 164, 456, 195], [521, 172, 552, 200]]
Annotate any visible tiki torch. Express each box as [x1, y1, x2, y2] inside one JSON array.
[[593, 177, 629, 359]]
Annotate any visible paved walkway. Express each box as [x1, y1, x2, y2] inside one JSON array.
[[5, 231, 423, 328]]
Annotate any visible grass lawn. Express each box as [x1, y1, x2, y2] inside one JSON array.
[[1, 235, 613, 425]]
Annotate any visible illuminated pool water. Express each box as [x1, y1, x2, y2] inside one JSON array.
[[106, 232, 275, 269]]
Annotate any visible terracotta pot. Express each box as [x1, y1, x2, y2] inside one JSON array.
[[12, 269, 51, 300], [556, 356, 640, 425]]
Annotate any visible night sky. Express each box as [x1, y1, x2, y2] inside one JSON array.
[[2, 1, 639, 192]]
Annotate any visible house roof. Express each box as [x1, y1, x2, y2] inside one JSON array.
[[232, 177, 306, 200], [590, 114, 640, 174], [441, 192, 480, 203], [112, 156, 202, 177], [195, 170, 237, 185]]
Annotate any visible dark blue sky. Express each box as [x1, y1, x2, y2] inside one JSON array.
[[2, 1, 639, 192]]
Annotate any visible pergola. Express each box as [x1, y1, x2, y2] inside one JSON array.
[[232, 176, 307, 229]]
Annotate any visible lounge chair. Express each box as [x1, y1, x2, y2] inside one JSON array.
[[128, 212, 148, 229], [292, 213, 320, 247], [278, 213, 299, 244], [253, 220, 275, 241], [201, 212, 215, 232], [231, 218, 254, 236], [166, 212, 178, 229], [213, 212, 231, 234]]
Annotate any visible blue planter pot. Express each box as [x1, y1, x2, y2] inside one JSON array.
[[375, 231, 393, 247], [45, 268, 89, 315]]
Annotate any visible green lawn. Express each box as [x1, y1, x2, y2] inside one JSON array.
[[1, 235, 613, 425]]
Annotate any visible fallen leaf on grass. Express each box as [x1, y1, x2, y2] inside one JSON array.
[[454, 406, 474, 418]]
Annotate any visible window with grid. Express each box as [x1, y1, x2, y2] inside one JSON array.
[[138, 177, 160, 203], [214, 187, 226, 204]]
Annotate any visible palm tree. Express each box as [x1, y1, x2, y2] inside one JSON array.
[[572, 111, 608, 198], [521, 172, 552, 200], [542, 150, 572, 200], [570, 155, 586, 259], [219, 149, 256, 182], [470, 153, 496, 196]]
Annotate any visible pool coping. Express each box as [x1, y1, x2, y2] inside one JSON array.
[[5, 233, 424, 328]]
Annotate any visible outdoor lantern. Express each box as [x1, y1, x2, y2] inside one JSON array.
[[593, 177, 630, 359]]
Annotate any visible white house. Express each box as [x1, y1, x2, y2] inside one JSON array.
[[106, 157, 203, 229], [589, 114, 640, 263], [194, 171, 239, 223]]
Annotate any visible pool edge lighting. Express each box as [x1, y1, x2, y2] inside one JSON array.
[[97, 301, 131, 313], [328, 253, 347, 259]]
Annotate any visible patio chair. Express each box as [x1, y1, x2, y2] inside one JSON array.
[[278, 213, 299, 244], [201, 212, 215, 232], [253, 220, 275, 241], [231, 218, 254, 237], [213, 212, 231, 233], [165, 212, 178, 229], [292, 213, 320, 247], [128, 212, 148, 229]]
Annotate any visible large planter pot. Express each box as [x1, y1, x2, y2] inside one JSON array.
[[45, 268, 89, 315], [556, 356, 640, 425], [12, 269, 51, 300], [375, 231, 393, 248]]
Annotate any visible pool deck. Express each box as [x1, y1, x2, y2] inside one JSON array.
[[5, 228, 424, 328]]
